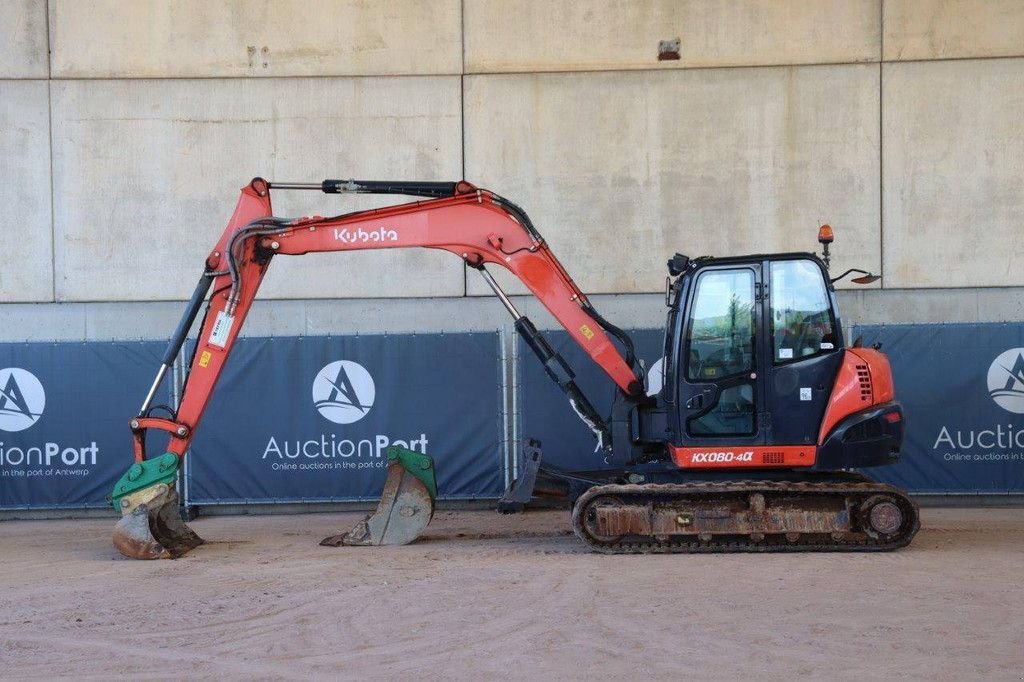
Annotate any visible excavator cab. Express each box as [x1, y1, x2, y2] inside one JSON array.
[[659, 251, 903, 473], [665, 253, 842, 453]]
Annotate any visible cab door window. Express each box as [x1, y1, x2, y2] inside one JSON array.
[[684, 268, 757, 437], [770, 259, 836, 364], [686, 269, 756, 381]]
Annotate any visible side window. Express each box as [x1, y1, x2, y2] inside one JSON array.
[[686, 269, 755, 381], [770, 260, 836, 364], [689, 384, 756, 436]]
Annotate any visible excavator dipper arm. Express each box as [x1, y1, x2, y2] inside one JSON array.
[[111, 177, 643, 559]]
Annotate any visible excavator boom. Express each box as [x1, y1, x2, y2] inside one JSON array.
[[111, 177, 644, 558]]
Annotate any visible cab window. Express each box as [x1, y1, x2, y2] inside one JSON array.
[[686, 269, 755, 381], [689, 384, 756, 436], [770, 260, 836, 364]]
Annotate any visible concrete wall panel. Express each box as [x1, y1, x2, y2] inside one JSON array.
[[0, 0, 48, 78], [49, 0, 461, 78], [0, 81, 53, 302], [882, 59, 1024, 288], [465, 66, 880, 296], [465, 0, 880, 73], [51, 76, 463, 301], [884, 0, 1024, 61]]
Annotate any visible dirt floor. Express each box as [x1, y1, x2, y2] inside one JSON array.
[[0, 508, 1022, 680]]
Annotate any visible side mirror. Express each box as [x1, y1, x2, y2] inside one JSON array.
[[830, 268, 881, 285]]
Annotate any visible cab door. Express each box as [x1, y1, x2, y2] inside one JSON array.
[[674, 264, 764, 447], [762, 258, 844, 445]]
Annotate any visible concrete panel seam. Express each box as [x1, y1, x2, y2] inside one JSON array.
[[878, 29, 884, 288], [44, 0, 51, 79], [877, 0, 884, 288], [45, 72, 463, 82], [880, 54, 1024, 66], [35, 55, 1024, 80], [461, 0, 468, 297], [460, 0, 467, 74], [463, 59, 882, 77], [46, 79, 55, 302], [463, 54, 1024, 77], [461, 72, 468, 297]]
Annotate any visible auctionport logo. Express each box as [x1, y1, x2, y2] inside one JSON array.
[[312, 360, 375, 425], [0, 368, 45, 432], [987, 348, 1024, 414]]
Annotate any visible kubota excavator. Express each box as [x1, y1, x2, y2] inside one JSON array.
[[110, 177, 919, 559]]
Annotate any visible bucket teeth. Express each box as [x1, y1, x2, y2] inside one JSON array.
[[112, 486, 203, 560], [321, 453, 436, 547]]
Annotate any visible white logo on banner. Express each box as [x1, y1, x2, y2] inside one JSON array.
[[0, 368, 45, 432], [312, 361, 376, 424], [987, 348, 1024, 414]]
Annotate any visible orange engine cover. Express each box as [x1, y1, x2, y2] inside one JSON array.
[[817, 348, 895, 444]]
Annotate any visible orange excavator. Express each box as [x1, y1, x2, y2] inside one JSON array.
[[110, 178, 918, 558]]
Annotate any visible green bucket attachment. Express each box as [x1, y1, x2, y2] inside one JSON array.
[[110, 453, 204, 560]]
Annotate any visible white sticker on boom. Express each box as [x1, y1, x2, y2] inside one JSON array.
[[800, 387, 812, 401], [820, 342, 834, 350], [779, 348, 793, 359], [208, 311, 235, 349]]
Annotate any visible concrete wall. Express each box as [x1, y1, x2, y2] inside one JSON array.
[[0, 0, 48, 78], [884, 0, 1024, 60], [465, 0, 881, 71], [49, 0, 462, 77], [882, 58, 1024, 288], [464, 65, 880, 296], [50, 76, 462, 301], [3, 0, 1024, 340], [0, 81, 52, 302]]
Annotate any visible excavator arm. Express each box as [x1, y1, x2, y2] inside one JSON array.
[[111, 177, 644, 559]]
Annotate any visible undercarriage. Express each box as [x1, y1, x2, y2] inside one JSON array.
[[571, 477, 919, 553]]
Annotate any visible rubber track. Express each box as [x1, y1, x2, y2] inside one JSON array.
[[571, 480, 920, 554]]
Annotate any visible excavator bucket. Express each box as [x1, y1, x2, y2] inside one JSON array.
[[110, 453, 204, 560], [112, 485, 203, 560], [321, 446, 436, 547]]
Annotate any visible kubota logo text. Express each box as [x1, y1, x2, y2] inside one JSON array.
[[0, 368, 45, 432], [313, 361, 375, 424], [333, 227, 399, 244], [987, 348, 1024, 414]]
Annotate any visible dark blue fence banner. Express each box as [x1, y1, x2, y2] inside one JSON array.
[[517, 329, 663, 471], [0, 342, 168, 509], [853, 323, 1024, 494], [186, 333, 504, 503]]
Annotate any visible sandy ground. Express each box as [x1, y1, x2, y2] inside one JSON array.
[[0, 508, 1022, 681]]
